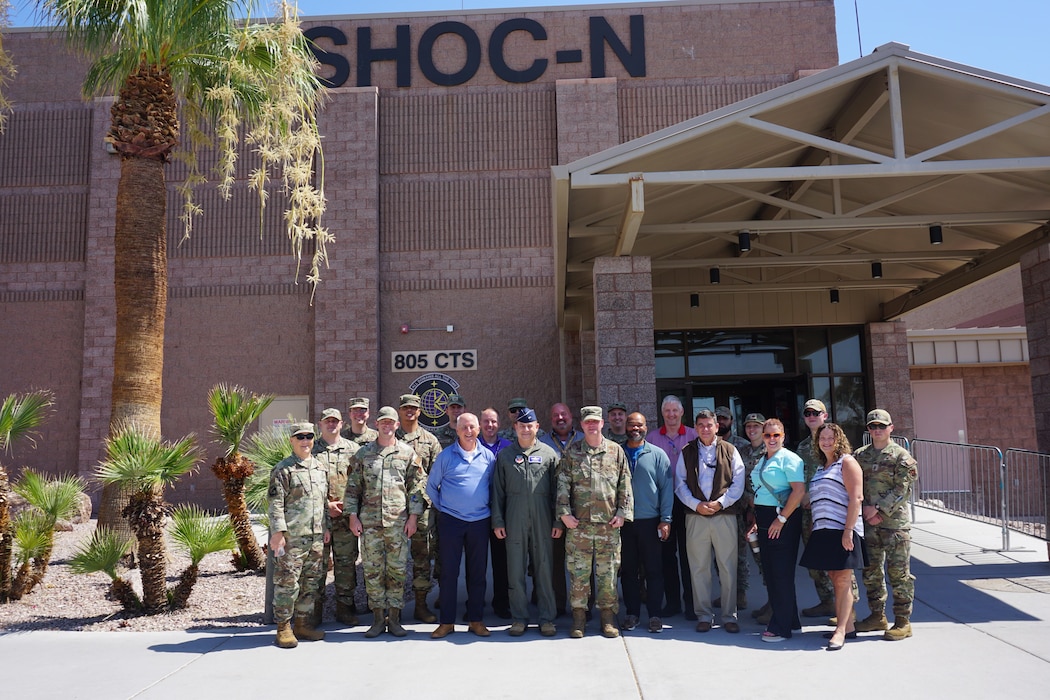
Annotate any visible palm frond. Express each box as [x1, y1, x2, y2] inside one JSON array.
[[168, 504, 236, 566], [0, 390, 55, 453], [13, 471, 86, 526], [12, 510, 52, 566], [207, 383, 275, 456], [69, 527, 133, 580], [96, 423, 199, 492], [242, 427, 289, 513]]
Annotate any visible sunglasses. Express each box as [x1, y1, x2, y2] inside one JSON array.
[[803, 410, 822, 417], [763, 432, 783, 439], [294, 433, 315, 440], [867, 423, 888, 430]]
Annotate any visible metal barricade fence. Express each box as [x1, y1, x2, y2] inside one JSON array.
[[910, 439, 1009, 551], [1003, 449, 1049, 543]]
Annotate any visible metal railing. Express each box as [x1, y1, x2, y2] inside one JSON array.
[[1003, 449, 1049, 542]]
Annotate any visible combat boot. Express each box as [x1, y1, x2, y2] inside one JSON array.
[[884, 617, 912, 641], [364, 609, 387, 638], [387, 607, 408, 637], [600, 610, 620, 638], [855, 611, 890, 632], [570, 608, 587, 639], [275, 621, 298, 649], [336, 601, 359, 626], [292, 612, 325, 641], [414, 591, 437, 623], [801, 599, 836, 617]]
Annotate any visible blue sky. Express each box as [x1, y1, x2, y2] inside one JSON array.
[[7, 1, 1049, 84]]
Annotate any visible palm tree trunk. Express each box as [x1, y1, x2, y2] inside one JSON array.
[[223, 477, 264, 570], [138, 526, 168, 613], [169, 563, 199, 609], [0, 466, 11, 602], [110, 577, 143, 611]]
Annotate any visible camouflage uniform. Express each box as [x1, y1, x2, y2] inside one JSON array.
[[394, 426, 443, 592], [556, 438, 634, 611], [268, 453, 329, 624], [436, 424, 458, 449], [344, 440, 426, 610], [854, 441, 918, 619], [738, 442, 765, 583], [798, 433, 835, 604], [342, 426, 379, 446], [313, 435, 361, 610]]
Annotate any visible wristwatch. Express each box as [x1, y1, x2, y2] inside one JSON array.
[[777, 513, 788, 524]]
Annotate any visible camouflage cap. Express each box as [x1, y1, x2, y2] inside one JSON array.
[[607, 401, 627, 412], [321, 408, 342, 421], [507, 397, 528, 411], [804, 399, 827, 413], [348, 397, 369, 409], [376, 406, 399, 422], [744, 412, 766, 425], [715, 405, 732, 418], [447, 393, 466, 407], [399, 393, 421, 408], [866, 408, 892, 426], [580, 405, 603, 422], [290, 422, 315, 437]]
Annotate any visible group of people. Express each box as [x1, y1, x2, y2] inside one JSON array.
[[267, 392, 917, 651]]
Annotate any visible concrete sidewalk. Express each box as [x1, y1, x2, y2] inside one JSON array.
[[3, 505, 1048, 700]]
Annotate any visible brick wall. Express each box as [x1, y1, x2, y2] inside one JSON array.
[[866, 321, 914, 438], [1021, 243, 1050, 453]]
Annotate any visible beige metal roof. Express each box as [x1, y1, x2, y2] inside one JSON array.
[[552, 43, 1050, 330]]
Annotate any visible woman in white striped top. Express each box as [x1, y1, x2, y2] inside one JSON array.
[[799, 423, 867, 650]]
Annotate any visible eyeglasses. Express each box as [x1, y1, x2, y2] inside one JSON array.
[[867, 423, 888, 430], [803, 410, 822, 417], [294, 434, 315, 440], [763, 433, 783, 439]]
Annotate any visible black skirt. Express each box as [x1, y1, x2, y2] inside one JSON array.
[[799, 528, 869, 571]]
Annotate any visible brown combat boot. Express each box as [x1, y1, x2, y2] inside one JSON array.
[[570, 608, 587, 639], [884, 617, 912, 641], [275, 621, 298, 649], [335, 601, 359, 626], [292, 612, 325, 641], [600, 610, 620, 638], [364, 609, 386, 638], [414, 591, 437, 623], [801, 599, 836, 617], [387, 607, 408, 637], [855, 611, 890, 632]]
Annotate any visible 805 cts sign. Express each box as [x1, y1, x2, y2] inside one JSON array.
[[392, 349, 477, 372]]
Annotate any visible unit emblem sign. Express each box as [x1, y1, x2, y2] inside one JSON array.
[[408, 372, 461, 430]]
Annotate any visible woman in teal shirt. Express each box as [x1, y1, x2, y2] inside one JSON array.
[[751, 418, 806, 642]]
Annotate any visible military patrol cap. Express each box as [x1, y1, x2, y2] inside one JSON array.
[[715, 406, 732, 419], [744, 412, 766, 425], [507, 397, 528, 411], [804, 399, 827, 413], [607, 401, 627, 412], [399, 393, 421, 408], [376, 406, 399, 422], [516, 407, 538, 423], [290, 422, 315, 437], [348, 397, 369, 409], [580, 406, 603, 422], [447, 393, 466, 407], [321, 408, 342, 421], [866, 409, 892, 426]]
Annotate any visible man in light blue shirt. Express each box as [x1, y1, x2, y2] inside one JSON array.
[[426, 412, 495, 639]]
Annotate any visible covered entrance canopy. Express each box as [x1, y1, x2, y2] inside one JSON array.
[[552, 43, 1050, 330]]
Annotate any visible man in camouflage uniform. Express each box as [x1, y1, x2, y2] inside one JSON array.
[[341, 397, 378, 445], [436, 393, 466, 449], [491, 407, 563, 637], [498, 397, 547, 441], [854, 408, 919, 640], [312, 408, 361, 626], [741, 413, 770, 623], [268, 422, 330, 648], [602, 401, 629, 446], [715, 406, 751, 452], [396, 393, 443, 623], [345, 406, 426, 638], [557, 406, 633, 639]]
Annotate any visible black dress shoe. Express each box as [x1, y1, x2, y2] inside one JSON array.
[[826, 640, 845, 651], [823, 631, 857, 639]]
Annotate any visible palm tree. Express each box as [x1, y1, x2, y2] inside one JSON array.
[[0, 390, 54, 602], [7, 470, 86, 599], [242, 426, 293, 520], [207, 384, 273, 571], [69, 527, 141, 611], [167, 504, 237, 608], [95, 423, 199, 613], [35, 1, 327, 534]]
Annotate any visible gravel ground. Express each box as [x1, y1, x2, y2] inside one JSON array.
[[0, 520, 271, 632]]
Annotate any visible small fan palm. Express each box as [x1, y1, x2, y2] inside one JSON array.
[[242, 427, 293, 519], [7, 471, 86, 598], [167, 505, 236, 608], [0, 389, 55, 603], [96, 423, 199, 613], [10, 510, 50, 600], [69, 527, 141, 611], [207, 384, 274, 571]]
